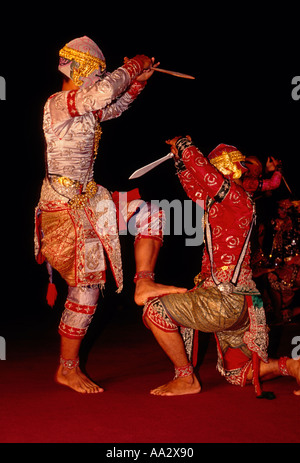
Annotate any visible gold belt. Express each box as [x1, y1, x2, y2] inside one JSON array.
[[216, 264, 235, 272], [194, 265, 235, 286], [53, 176, 98, 209], [53, 176, 82, 189]]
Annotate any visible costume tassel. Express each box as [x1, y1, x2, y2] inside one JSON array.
[[46, 282, 58, 307], [46, 261, 57, 307], [252, 352, 276, 400], [252, 352, 262, 396], [192, 330, 199, 368]]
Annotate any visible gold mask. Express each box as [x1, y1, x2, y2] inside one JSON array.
[[59, 45, 106, 87], [209, 150, 246, 179]]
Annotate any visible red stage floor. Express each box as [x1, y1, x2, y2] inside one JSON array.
[[0, 306, 299, 444]]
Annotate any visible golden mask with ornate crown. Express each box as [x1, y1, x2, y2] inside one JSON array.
[[59, 45, 106, 87], [209, 147, 246, 179]]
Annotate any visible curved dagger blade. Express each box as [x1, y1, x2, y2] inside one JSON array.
[[129, 153, 174, 179]]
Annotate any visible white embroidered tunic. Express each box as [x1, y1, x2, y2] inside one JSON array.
[[43, 62, 146, 190], [35, 58, 146, 290]]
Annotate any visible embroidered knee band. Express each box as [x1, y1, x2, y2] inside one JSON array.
[[174, 363, 194, 379], [278, 356, 289, 376], [143, 298, 178, 332], [58, 299, 97, 339]]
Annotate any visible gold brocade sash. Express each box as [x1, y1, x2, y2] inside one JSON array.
[[35, 184, 123, 291]]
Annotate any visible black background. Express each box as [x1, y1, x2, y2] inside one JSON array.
[[1, 4, 300, 324]]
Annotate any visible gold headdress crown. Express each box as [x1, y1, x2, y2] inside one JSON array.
[[209, 150, 246, 179], [59, 45, 106, 87]]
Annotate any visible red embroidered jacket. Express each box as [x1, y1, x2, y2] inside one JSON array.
[[176, 142, 257, 291]]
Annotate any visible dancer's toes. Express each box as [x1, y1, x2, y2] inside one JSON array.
[[150, 375, 201, 396], [55, 365, 104, 394]]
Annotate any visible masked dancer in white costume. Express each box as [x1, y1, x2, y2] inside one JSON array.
[[35, 36, 186, 393]]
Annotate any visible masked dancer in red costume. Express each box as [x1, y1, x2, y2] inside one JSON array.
[[142, 136, 300, 397], [35, 37, 185, 393]]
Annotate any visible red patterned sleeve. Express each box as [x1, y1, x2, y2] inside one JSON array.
[[122, 56, 145, 79], [243, 170, 282, 193], [261, 170, 282, 191], [175, 139, 228, 204], [127, 80, 147, 98], [177, 168, 206, 205], [66, 89, 80, 117]]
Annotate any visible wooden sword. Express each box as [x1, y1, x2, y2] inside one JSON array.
[[150, 67, 195, 80]]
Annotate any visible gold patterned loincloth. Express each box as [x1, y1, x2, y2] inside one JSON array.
[[160, 286, 249, 334], [35, 182, 123, 290], [40, 207, 106, 287], [40, 207, 79, 286]]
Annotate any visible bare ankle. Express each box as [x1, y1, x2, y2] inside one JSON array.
[[178, 374, 195, 385]]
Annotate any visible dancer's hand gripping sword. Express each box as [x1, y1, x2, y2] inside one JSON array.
[[124, 56, 195, 80]]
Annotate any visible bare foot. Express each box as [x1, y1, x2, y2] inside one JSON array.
[[150, 374, 201, 396], [55, 365, 104, 393], [287, 358, 300, 396], [134, 279, 187, 306]]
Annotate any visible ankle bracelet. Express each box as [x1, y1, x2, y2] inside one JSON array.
[[278, 356, 289, 376], [133, 271, 155, 283], [60, 356, 79, 370], [174, 363, 193, 379]]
